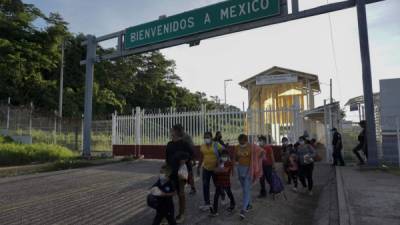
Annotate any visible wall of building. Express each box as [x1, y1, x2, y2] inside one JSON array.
[[380, 78, 400, 166]]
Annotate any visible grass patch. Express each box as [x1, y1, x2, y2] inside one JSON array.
[[0, 143, 76, 166], [0, 158, 123, 178]]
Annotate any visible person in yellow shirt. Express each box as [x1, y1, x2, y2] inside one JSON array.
[[234, 134, 264, 220], [197, 131, 224, 211]]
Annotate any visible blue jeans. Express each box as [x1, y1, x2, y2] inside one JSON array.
[[237, 165, 251, 211]]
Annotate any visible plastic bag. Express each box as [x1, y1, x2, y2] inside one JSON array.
[[150, 186, 162, 196], [178, 164, 188, 180]]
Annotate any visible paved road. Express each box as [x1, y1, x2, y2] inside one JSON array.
[[337, 166, 400, 225], [0, 160, 336, 225]]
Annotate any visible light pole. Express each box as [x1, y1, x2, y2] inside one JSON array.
[[224, 79, 233, 107], [59, 41, 65, 119]]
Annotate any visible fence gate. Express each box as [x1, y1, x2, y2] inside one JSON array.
[[112, 105, 303, 147]]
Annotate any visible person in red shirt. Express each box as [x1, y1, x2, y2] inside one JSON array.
[[210, 150, 235, 217], [257, 135, 275, 198]]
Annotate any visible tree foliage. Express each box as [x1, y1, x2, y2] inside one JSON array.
[[0, 1, 234, 118]]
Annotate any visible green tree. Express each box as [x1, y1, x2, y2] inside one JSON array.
[[0, 1, 238, 118]]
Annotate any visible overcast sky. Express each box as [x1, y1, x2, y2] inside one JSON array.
[[25, 0, 400, 120]]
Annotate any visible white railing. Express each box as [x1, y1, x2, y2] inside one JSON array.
[[112, 105, 303, 146]]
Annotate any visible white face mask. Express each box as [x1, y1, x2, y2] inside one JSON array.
[[283, 141, 289, 145], [204, 138, 212, 144], [299, 140, 305, 145], [221, 156, 228, 162], [258, 141, 265, 146]]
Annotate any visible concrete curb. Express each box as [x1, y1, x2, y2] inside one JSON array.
[[336, 167, 351, 225]]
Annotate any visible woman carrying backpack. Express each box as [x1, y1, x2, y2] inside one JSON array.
[[297, 136, 316, 195]]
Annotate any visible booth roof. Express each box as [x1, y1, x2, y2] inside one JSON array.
[[239, 66, 320, 91]]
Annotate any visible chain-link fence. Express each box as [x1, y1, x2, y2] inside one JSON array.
[[0, 103, 112, 153]]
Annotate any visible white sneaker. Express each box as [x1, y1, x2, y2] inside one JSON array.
[[292, 187, 298, 193], [199, 204, 211, 211], [239, 210, 246, 220]]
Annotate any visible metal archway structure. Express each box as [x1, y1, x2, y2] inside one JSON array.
[[81, 0, 383, 165]]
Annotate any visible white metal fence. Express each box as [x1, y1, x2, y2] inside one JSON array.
[[112, 105, 304, 146]]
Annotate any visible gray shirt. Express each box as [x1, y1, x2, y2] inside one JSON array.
[[297, 144, 316, 165]]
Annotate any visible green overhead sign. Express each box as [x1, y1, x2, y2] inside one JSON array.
[[124, 0, 281, 49]]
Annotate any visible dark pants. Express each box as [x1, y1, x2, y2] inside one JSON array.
[[353, 143, 367, 163], [153, 201, 176, 225], [259, 165, 273, 195], [333, 148, 345, 166], [213, 186, 235, 212], [288, 170, 298, 188], [299, 164, 314, 191], [202, 168, 215, 205], [284, 167, 292, 184]]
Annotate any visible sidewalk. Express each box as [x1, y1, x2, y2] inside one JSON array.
[[336, 166, 400, 225]]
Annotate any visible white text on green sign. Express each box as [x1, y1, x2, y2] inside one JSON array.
[[125, 0, 281, 49]]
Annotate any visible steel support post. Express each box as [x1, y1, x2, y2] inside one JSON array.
[[356, 0, 379, 166], [82, 35, 96, 158]]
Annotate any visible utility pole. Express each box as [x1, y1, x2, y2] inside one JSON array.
[[330, 78, 333, 104], [83, 35, 96, 158], [356, 0, 378, 166], [6, 97, 10, 131], [59, 41, 65, 119], [224, 79, 233, 107]]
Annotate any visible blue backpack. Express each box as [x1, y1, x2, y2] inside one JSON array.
[[270, 171, 284, 194]]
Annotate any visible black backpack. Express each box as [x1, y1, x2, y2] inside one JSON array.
[[147, 194, 158, 209]]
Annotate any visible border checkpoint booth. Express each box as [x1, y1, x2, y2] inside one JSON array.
[[239, 66, 321, 144]]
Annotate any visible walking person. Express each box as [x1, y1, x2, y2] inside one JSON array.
[[257, 135, 275, 198], [177, 124, 197, 195], [287, 149, 299, 192], [281, 137, 292, 184], [150, 165, 177, 225], [165, 125, 193, 224], [210, 150, 236, 217], [353, 120, 368, 165], [214, 131, 228, 148], [297, 136, 316, 196], [234, 134, 264, 220], [332, 128, 345, 166], [197, 131, 224, 211]]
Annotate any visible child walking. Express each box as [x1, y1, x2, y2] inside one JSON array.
[[151, 165, 177, 225], [210, 150, 235, 216], [287, 150, 299, 192]]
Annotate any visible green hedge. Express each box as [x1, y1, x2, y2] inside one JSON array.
[[0, 143, 76, 166], [0, 135, 14, 144]]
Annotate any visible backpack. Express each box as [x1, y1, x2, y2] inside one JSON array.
[[147, 194, 158, 209], [213, 142, 221, 161], [270, 171, 284, 194]]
